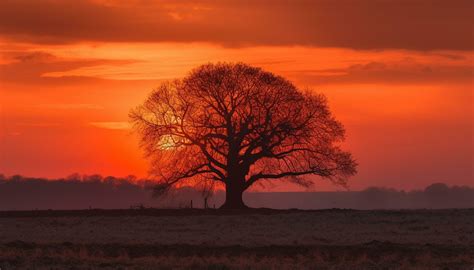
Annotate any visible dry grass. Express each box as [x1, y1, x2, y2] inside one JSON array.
[[0, 209, 473, 269], [1, 209, 473, 246], [1, 241, 473, 270]]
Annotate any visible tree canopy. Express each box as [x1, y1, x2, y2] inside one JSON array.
[[130, 63, 356, 208]]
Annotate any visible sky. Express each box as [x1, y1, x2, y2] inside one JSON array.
[[0, 0, 472, 191]]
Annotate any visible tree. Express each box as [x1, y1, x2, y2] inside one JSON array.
[[130, 63, 357, 209]]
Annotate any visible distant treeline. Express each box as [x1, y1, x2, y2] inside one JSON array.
[[0, 174, 473, 210]]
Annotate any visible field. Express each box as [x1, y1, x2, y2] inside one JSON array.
[[0, 209, 473, 269]]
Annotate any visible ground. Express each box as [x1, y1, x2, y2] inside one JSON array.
[[0, 209, 473, 269]]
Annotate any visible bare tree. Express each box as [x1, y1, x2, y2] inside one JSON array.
[[130, 63, 356, 209]]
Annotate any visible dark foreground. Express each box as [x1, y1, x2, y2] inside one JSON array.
[[0, 208, 473, 269]]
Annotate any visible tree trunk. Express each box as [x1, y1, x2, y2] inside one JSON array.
[[220, 179, 247, 209]]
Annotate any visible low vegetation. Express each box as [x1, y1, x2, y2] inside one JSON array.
[[0, 209, 473, 269]]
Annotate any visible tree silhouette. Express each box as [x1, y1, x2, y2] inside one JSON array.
[[130, 63, 356, 209]]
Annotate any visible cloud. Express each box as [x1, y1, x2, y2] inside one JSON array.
[[294, 60, 474, 85], [13, 51, 56, 62], [16, 122, 60, 127], [0, 0, 471, 50], [90, 122, 131, 130], [8, 132, 21, 136], [37, 104, 104, 110], [0, 51, 137, 85]]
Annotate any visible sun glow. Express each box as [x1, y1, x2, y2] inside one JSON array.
[[158, 135, 178, 150]]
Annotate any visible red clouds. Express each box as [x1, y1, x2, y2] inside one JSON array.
[[0, 0, 472, 50]]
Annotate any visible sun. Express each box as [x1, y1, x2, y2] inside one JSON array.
[[158, 135, 177, 150]]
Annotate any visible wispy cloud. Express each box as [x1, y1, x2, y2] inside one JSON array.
[[90, 122, 131, 130], [38, 103, 104, 110], [0, 50, 138, 85], [16, 122, 60, 127], [293, 60, 474, 85]]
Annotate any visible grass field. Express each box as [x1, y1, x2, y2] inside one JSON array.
[[0, 209, 473, 269]]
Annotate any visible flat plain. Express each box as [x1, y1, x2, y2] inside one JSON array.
[[0, 209, 473, 269]]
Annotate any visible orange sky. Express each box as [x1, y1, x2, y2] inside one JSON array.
[[0, 0, 473, 191]]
